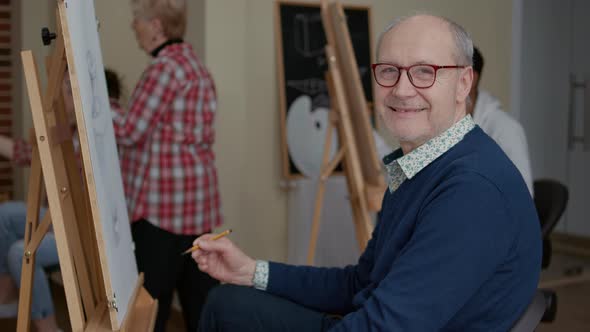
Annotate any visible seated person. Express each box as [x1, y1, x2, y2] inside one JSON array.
[[191, 14, 542, 332], [0, 68, 121, 332], [468, 46, 533, 195]]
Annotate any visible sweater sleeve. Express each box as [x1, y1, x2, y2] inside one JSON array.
[[265, 222, 380, 315], [327, 173, 519, 331]]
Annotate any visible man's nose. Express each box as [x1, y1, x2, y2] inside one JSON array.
[[392, 70, 416, 98]]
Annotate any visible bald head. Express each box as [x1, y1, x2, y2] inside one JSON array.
[[377, 14, 473, 67]]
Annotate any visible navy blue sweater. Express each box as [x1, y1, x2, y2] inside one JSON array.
[[267, 127, 542, 331]]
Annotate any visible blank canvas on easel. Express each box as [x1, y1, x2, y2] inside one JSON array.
[[63, 0, 137, 326]]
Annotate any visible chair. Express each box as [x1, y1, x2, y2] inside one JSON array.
[[509, 290, 549, 332], [533, 179, 568, 269], [532, 179, 568, 323]]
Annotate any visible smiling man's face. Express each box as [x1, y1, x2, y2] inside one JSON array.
[[374, 15, 472, 153]]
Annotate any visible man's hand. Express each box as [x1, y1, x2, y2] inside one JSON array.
[[191, 234, 256, 286], [0, 135, 14, 160]]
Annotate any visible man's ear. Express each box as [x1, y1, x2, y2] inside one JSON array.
[[456, 67, 473, 103]]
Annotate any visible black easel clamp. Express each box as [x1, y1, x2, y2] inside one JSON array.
[[41, 27, 57, 46]]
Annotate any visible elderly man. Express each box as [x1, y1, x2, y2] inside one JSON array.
[[192, 14, 541, 331]]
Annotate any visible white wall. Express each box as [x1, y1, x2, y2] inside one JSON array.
[[15, 0, 55, 199], [19, 0, 53, 135], [95, 0, 147, 105], [203, 0, 259, 256], [17, 0, 513, 262]]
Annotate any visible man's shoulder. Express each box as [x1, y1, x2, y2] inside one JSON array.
[[438, 128, 521, 186], [475, 91, 525, 139], [486, 108, 522, 130], [451, 127, 531, 198], [448, 126, 499, 157], [485, 114, 527, 150]]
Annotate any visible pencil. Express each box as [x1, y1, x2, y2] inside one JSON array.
[[182, 229, 232, 255]]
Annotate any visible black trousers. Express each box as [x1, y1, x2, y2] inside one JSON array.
[[132, 219, 219, 332], [198, 284, 340, 332]]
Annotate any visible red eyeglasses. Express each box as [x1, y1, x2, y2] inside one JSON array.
[[371, 63, 467, 89]]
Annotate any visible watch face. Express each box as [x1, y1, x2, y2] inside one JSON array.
[[287, 95, 338, 178]]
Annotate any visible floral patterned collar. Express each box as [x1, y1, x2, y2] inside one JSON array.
[[383, 115, 476, 193]]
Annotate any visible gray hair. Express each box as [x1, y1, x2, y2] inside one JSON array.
[[131, 0, 187, 39], [376, 13, 473, 67]]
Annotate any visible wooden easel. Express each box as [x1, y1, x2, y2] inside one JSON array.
[[17, 2, 156, 331], [307, 0, 386, 264]]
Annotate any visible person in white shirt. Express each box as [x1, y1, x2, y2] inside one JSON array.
[[468, 47, 533, 195]]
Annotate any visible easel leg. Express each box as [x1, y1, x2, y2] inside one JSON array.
[[323, 45, 374, 253], [21, 47, 87, 331], [307, 118, 337, 265], [16, 146, 45, 332], [44, 43, 102, 317], [308, 181, 327, 265]]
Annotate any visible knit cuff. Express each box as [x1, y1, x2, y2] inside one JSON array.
[[252, 260, 269, 291]]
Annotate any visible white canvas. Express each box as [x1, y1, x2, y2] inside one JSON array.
[[63, 0, 138, 326]]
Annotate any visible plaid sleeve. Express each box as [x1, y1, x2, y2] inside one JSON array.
[[109, 98, 125, 117], [113, 60, 178, 146], [12, 138, 32, 166]]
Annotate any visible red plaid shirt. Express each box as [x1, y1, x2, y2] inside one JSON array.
[[12, 138, 32, 167], [112, 42, 222, 235], [13, 134, 81, 168]]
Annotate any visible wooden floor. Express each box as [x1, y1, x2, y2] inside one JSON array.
[[1, 253, 589, 331], [537, 253, 590, 332], [0, 283, 186, 331]]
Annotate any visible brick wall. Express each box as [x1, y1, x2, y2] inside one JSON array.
[[0, 0, 13, 199]]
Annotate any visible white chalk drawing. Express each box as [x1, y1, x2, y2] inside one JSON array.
[[86, 49, 121, 248], [293, 13, 325, 58], [111, 201, 120, 246], [87, 50, 103, 120], [64, 0, 136, 327], [311, 94, 330, 109], [286, 78, 327, 96], [289, 10, 370, 86], [287, 95, 338, 177]]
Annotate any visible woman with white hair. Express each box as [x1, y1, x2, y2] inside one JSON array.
[[113, 0, 222, 330]]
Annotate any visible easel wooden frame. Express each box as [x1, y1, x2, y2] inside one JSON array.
[[274, 0, 374, 181], [16, 1, 157, 331], [307, 0, 386, 264]]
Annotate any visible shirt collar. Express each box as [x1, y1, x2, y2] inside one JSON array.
[[383, 114, 476, 193], [150, 38, 183, 57]]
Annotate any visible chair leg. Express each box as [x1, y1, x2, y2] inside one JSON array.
[[542, 239, 552, 269], [540, 289, 557, 323]]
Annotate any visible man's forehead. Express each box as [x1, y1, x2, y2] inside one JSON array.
[[389, 16, 453, 44], [378, 16, 456, 62], [394, 14, 451, 32]]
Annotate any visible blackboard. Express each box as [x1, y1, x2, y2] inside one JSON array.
[[275, 1, 373, 179]]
